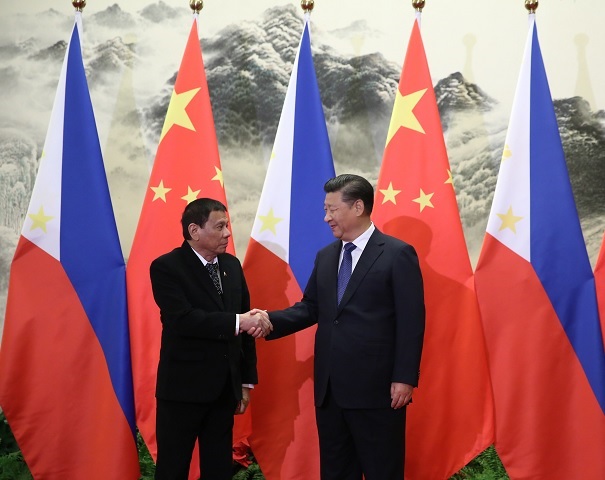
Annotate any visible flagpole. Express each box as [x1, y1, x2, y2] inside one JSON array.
[[72, 2, 85, 58], [412, 1, 424, 26], [190, 0, 203, 14], [190, 0, 203, 34], [525, 0, 539, 14], [412, 0, 425, 10]]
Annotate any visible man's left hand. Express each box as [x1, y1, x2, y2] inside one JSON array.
[[390, 382, 413, 409], [236, 387, 251, 415]]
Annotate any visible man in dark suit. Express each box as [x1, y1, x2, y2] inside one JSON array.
[[150, 198, 272, 480], [265, 174, 425, 480]]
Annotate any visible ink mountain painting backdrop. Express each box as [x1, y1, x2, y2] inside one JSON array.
[[0, 0, 604, 335]]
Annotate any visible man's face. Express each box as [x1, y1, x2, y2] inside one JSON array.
[[190, 210, 231, 259], [324, 191, 360, 241]]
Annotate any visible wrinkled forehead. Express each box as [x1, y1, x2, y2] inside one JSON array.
[[206, 209, 229, 226]]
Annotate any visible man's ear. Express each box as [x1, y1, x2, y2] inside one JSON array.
[[354, 199, 365, 216], [188, 223, 199, 240]]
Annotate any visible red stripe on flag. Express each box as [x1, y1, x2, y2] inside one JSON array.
[[0, 238, 138, 479], [476, 234, 605, 479]]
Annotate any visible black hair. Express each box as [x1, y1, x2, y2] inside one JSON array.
[[324, 174, 374, 215], [181, 198, 226, 240]]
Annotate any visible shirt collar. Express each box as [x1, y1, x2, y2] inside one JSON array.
[[343, 222, 374, 253], [190, 246, 217, 267]]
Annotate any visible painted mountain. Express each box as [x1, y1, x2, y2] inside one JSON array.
[[0, 3, 604, 326]]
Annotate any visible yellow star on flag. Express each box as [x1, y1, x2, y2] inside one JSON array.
[[501, 145, 512, 162], [379, 182, 401, 205], [385, 88, 427, 145], [445, 169, 454, 185], [159, 87, 201, 142], [181, 186, 201, 204], [258, 208, 283, 235], [211, 166, 224, 188], [412, 188, 434, 212], [28, 206, 54, 233], [497, 206, 523, 233], [151, 180, 172, 202]]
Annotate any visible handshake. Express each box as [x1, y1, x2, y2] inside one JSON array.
[[240, 309, 273, 338]]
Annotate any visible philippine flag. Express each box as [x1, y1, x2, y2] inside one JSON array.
[[474, 14, 605, 479], [596, 233, 605, 346], [0, 16, 139, 479], [242, 15, 336, 480]]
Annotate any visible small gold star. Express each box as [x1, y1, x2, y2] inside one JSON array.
[[379, 182, 401, 205], [181, 186, 201, 204], [445, 169, 454, 185], [211, 167, 224, 188], [151, 180, 172, 202], [412, 189, 434, 212], [502, 145, 512, 162], [497, 206, 523, 233], [28, 206, 54, 233], [258, 208, 283, 235]]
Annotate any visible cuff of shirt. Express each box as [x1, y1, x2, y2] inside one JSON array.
[[235, 314, 239, 335]]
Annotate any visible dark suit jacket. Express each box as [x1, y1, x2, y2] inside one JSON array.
[[269, 228, 425, 409], [150, 241, 257, 404]]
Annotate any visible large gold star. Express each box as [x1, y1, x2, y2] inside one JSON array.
[[211, 166, 224, 188], [181, 186, 201, 204], [412, 189, 434, 212], [159, 87, 201, 142], [151, 180, 171, 202], [497, 206, 523, 233], [28, 206, 54, 233], [258, 208, 283, 235], [379, 182, 401, 205], [385, 88, 427, 145]]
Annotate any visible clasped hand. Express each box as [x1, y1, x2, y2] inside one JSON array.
[[240, 309, 272, 338]]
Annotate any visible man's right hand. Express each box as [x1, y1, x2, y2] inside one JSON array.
[[240, 309, 272, 338]]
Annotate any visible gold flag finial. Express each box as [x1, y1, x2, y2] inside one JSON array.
[[190, 0, 204, 14], [525, 0, 538, 13], [72, 0, 86, 12], [412, 0, 425, 12], [301, 0, 315, 14]]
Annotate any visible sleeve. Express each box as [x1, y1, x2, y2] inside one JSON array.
[[267, 254, 320, 339], [392, 244, 426, 386], [150, 256, 237, 340]]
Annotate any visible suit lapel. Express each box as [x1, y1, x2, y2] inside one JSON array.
[[324, 241, 341, 313], [337, 230, 384, 310], [217, 254, 235, 310], [180, 242, 224, 310]]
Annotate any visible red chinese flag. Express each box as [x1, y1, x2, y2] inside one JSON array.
[[372, 17, 494, 479], [126, 17, 234, 479]]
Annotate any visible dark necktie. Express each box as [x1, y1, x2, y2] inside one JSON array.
[[205, 262, 222, 294], [337, 242, 356, 304]]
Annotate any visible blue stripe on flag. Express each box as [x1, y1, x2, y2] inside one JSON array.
[[528, 24, 605, 412], [60, 26, 136, 433], [290, 22, 336, 289]]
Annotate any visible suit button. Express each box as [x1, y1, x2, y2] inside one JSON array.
[[224, 355, 228, 359], [334, 320, 339, 325]]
